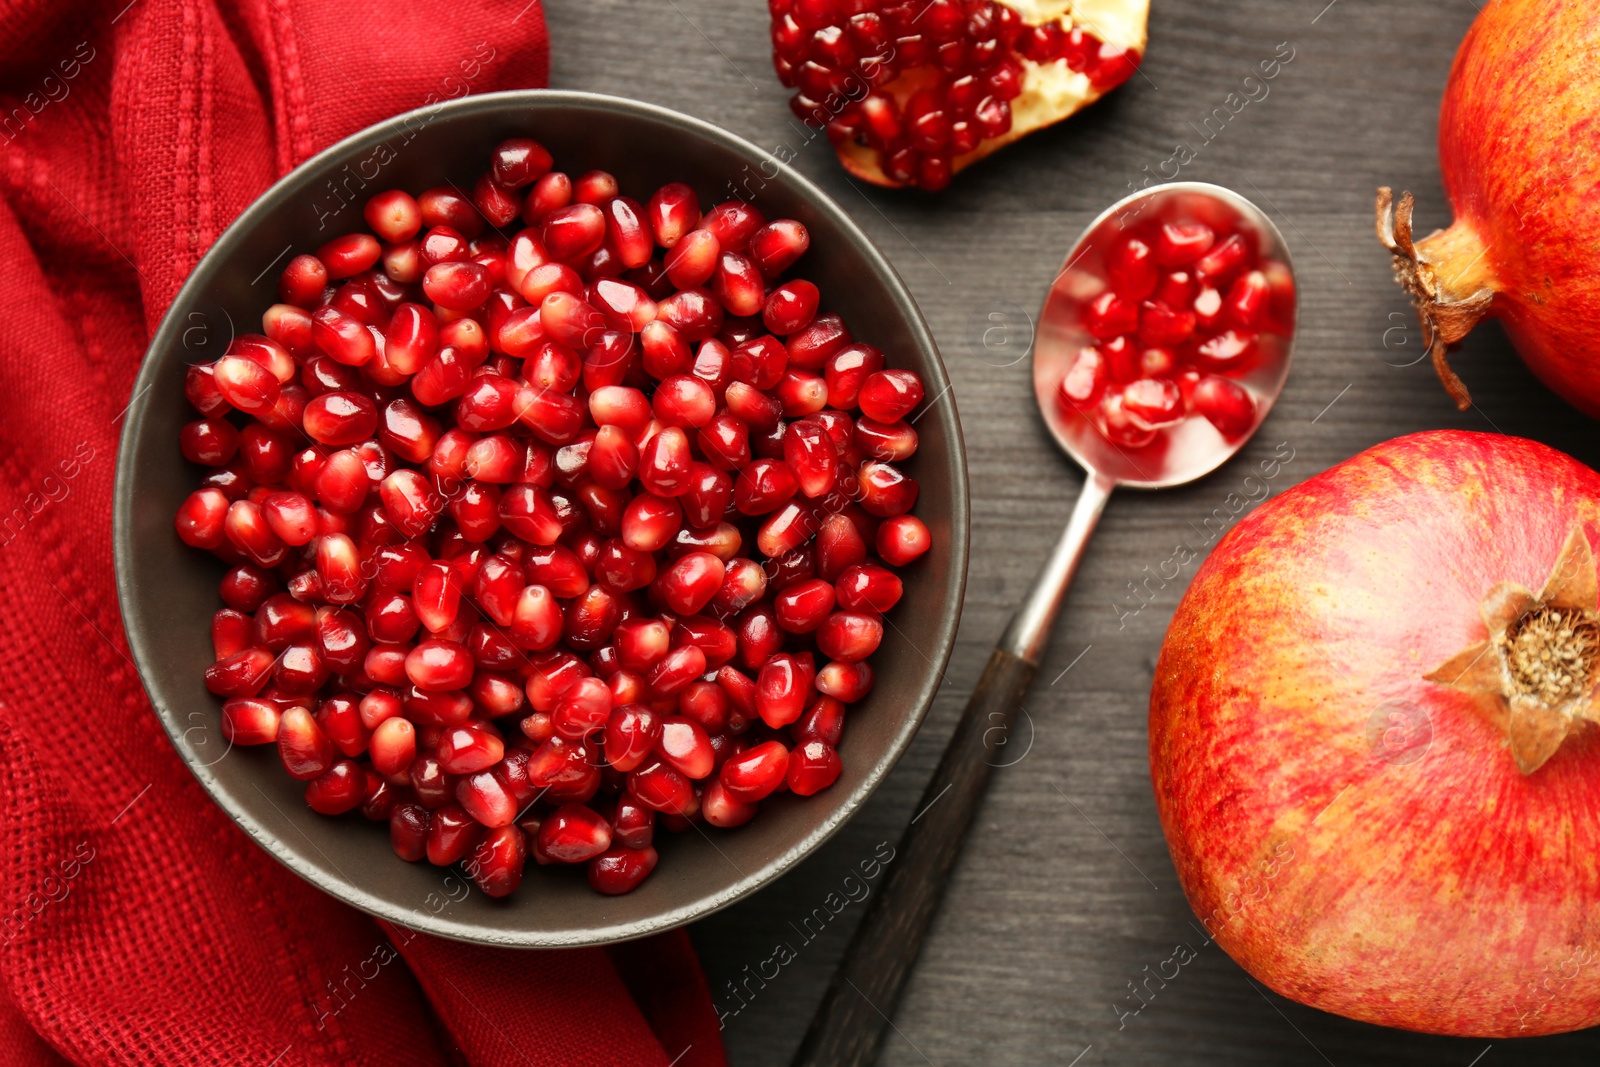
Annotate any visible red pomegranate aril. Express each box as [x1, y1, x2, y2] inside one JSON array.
[[701, 201, 766, 251], [748, 218, 810, 278], [1084, 291, 1140, 342], [796, 693, 846, 747], [658, 552, 727, 615], [279, 254, 329, 308], [1123, 377, 1183, 427], [1193, 375, 1257, 438], [277, 706, 335, 780], [1109, 236, 1160, 300], [1138, 301, 1197, 348], [643, 181, 700, 248], [179, 419, 239, 467], [212, 356, 280, 414], [185, 362, 231, 417], [605, 704, 663, 772], [1193, 233, 1251, 285], [1194, 329, 1258, 373], [362, 190, 421, 244], [656, 716, 715, 779], [310, 306, 377, 367], [602, 196, 653, 269], [176, 488, 230, 549], [658, 287, 724, 342], [489, 138, 552, 190], [416, 187, 482, 238], [542, 203, 606, 262], [762, 279, 819, 336], [638, 427, 694, 497], [587, 845, 658, 895], [425, 803, 484, 866], [701, 778, 756, 828], [219, 564, 278, 612], [405, 639, 474, 692], [369, 716, 417, 778], [572, 170, 618, 205], [721, 739, 790, 801], [213, 609, 252, 661], [220, 698, 281, 745], [712, 252, 766, 318], [857, 368, 925, 423], [539, 803, 613, 863], [774, 578, 836, 633], [617, 494, 680, 554], [304, 759, 366, 815], [856, 461, 919, 517], [647, 644, 708, 696], [456, 770, 517, 828], [1225, 270, 1271, 330], [817, 611, 884, 662], [437, 722, 505, 775], [553, 676, 612, 739], [786, 740, 842, 796], [1097, 392, 1158, 448], [824, 343, 883, 409], [877, 514, 931, 566], [816, 658, 874, 702], [389, 803, 430, 862], [629, 759, 695, 815], [204, 645, 274, 697], [467, 825, 526, 898], [651, 375, 715, 429], [299, 391, 376, 447], [317, 234, 380, 280], [1155, 221, 1215, 267], [709, 559, 767, 620]]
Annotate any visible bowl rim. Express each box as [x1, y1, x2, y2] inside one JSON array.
[[114, 88, 970, 947]]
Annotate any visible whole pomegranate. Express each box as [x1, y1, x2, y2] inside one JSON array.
[[1151, 431, 1600, 1036], [770, 0, 1150, 191], [1379, 0, 1600, 415]]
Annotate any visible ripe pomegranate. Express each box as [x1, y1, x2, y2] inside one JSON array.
[[176, 135, 936, 899], [1378, 0, 1600, 415], [771, 0, 1150, 191], [1151, 431, 1600, 1036]]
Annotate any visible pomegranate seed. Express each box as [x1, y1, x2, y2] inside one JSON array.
[[816, 659, 874, 702], [700, 778, 755, 828], [720, 739, 790, 801], [796, 694, 846, 747], [1193, 375, 1257, 438], [1083, 291, 1138, 342], [305, 760, 366, 814], [629, 759, 695, 815], [587, 845, 658, 895], [606, 704, 663, 772], [748, 219, 810, 277], [277, 706, 335, 780], [763, 280, 820, 335], [857, 369, 925, 423], [786, 740, 842, 795], [1194, 330, 1258, 373], [540, 803, 614, 863], [1190, 233, 1248, 283], [456, 769, 517, 827], [220, 698, 280, 745], [468, 825, 527, 898]]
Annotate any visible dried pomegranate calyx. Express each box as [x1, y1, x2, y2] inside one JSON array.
[[1426, 525, 1600, 774], [1375, 188, 1497, 412]]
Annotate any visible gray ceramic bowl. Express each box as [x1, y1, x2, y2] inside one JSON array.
[[114, 91, 969, 947]]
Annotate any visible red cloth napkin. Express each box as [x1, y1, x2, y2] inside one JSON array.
[[0, 1, 727, 1063]]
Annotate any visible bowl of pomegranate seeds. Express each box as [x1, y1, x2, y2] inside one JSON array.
[[1039, 181, 1294, 482], [114, 91, 968, 946]]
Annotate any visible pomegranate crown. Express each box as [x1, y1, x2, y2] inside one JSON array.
[[1427, 526, 1600, 774]]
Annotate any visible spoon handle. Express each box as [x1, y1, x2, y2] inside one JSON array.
[[791, 472, 1114, 1067]]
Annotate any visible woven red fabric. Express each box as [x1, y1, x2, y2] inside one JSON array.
[[0, 2, 727, 1064]]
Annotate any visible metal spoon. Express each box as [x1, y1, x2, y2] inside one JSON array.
[[792, 181, 1296, 1067]]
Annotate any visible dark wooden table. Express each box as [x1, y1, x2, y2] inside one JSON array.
[[548, 1, 1600, 1063]]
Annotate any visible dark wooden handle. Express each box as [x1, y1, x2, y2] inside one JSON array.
[[791, 646, 1039, 1067]]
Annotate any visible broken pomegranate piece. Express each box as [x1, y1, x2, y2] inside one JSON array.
[[772, 0, 1152, 191]]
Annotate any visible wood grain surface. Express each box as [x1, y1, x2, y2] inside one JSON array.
[[546, 1, 1600, 1063]]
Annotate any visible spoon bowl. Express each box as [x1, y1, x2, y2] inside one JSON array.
[[1034, 181, 1296, 489]]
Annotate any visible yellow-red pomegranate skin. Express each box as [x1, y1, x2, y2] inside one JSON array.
[[1150, 431, 1600, 1037], [1433, 0, 1600, 414]]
